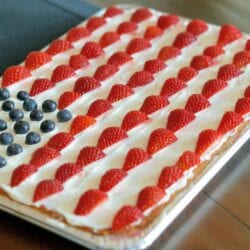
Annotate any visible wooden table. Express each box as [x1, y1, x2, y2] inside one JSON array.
[[0, 0, 249, 249]]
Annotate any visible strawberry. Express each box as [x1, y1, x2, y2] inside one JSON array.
[[234, 97, 250, 115], [217, 111, 243, 134], [103, 6, 123, 18], [122, 148, 151, 171], [74, 76, 101, 95], [245, 40, 250, 51], [185, 94, 211, 113], [195, 129, 220, 155], [131, 8, 152, 23], [127, 70, 154, 88], [233, 51, 250, 68], [81, 41, 104, 59], [33, 179, 63, 202], [55, 163, 82, 183], [217, 64, 241, 81], [112, 205, 143, 230], [94, 64, 118, 81], [140, 95, 169, 114], [30, 146, 60, 167], [107, 84, 134, 103], [46, 39, 72, 56], [74, 189, 108, 215], [147, 128, 177, 154], [66, 27, 90, 42], [70, 115, 96, 135], [86, 16, 106, 32], [160, 77, 186, 98], [203, 45, 224, 59], [117, 21, 137, 35], [166, 109, 195, 132], [202, 79, 228, 98], [51, 65, 75, 83], [69, 54, 89, 70], [97, 127, 128, 149], [58, 91, 80, 110], [99, 169, 127, 192], [10, 164, 38, 187], [121, 110, 149, 131], [126, 38, 151, 55], [186, 19, 208, 36], [177, 66, 198, 82], [190, 55, 212, 70], [107, 51, 132, 67], [217, 24, 242, 46], [2, 65, 31, 87], [144, 25, 163, 40], [87, 99, 113, 118], [47, 132, 74, 151], [157, 165, 183, 189], [157, 14, 179, 30], [136, 186, 165, 211], [143, 59, 166, 74], [177, 151, 200, 170], [99, 31, 120, 48], [25, 51, 51, 70], [76, 146, 105, 166], [173, 32, 196, 49], [244, 86, 250, 98], [158, 46, 181, 61], [29, 78, 55, 96]]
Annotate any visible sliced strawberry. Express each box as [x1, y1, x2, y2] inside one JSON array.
[[33, 179, 63, 202], [131, 8, 152, 23], [81, 41, 104, 59], [87, 99, 113, 118], [127, 70, 154, 88], [58, 91, 80, 110], [143, 59, 166, 74], [69, 54, 89, 70], [166, 109, 195, 132], [173, 32, 196, 49], [140, 95, 169, 115], [2, 65, 31, 87], [217, 64, 241, 81], [25, 51, 51, 70], [47, 132, 74, 151], [122, 148, 151, 171], [30, 146, 60, 167], [86, 16, 106, 32], [117, 21, 137, 35], [234, 97, 250, 115], [186, 19, 208, 36], [244, 86, 250, 98], [245, 40, 250, 51], [76, 146, 105, 166], [147, 128, 177, 154], [99, 169, 127, 192], [74, 76, 101, 95], [55, 163, 82, 183], [103, 6, 123, 18], [202, 79, 228, 98], [203, 45, 224, 58], [99, 31, 120, 48], [66, 27, 90, 42], [177, 66, 198, 82], [157, 14, 179, 30], [233, 51, 250, 68], [195, 129, 221, 155], [94, 64, 118, 81], [126, 38, 151, 55], [107, 84, 134, 103], [136, 186, 165, 211], [177, 151, 200, 170], [97, 127, 128, 149], [160, 78, 186, 98], [70, 115, 96, 135], [217, 24, 242, 46], [185, 94, 211, 113], [108, 51, 132, 67], [112, 205, 143, 230], [10, 164, 38, 187], [217, 111, 243, 134], [29, 78, 55, 96], [190, 55, 212, 70], [144, 25, 163, 40], [158, 46, 181, 61], [46, 39, 72, 56], [51, 65, 75, 83]]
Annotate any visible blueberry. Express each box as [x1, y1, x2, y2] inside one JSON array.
[[7, 143, 23, 156], [0, 156, 7, 168], [42, 99, 57, 113], [0, 132, 14, 145], [9, 109, 24, 121], [2, 100, 15, 111], [0, 88, 10, 101], [25, 132, 41, 145], [30, 109, 43, 121], [23, 98, 37, 111], [17, 91, 29, 101], [40, 119, 55, 133], [14, 120, 30, 134], [0, 119, 7, 131], [57, 109, 72, 122]]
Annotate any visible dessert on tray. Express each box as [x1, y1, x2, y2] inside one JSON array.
[[0, 5, 249, 234]]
